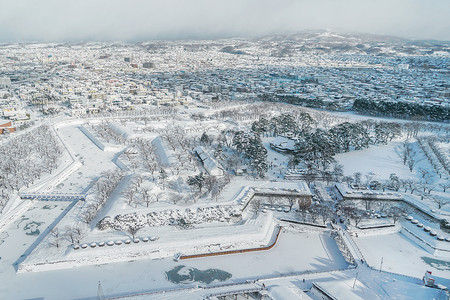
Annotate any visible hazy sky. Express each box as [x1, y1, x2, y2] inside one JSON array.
[[0, 0, 449, 42]]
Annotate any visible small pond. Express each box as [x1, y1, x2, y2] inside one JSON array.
[[24, 221, 43, 236], [166, 265, 231, 284]]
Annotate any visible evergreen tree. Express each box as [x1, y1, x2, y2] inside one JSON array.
[[251, 117, 269, 136], [187, 172, 205, 192], [200, 132, 211, 145]]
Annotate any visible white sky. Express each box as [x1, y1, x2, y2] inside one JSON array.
[[0, 0, 449, 42]]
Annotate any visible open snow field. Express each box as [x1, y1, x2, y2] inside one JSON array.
[[355, 232, 450, 282], [0, 201, 69, 265], [0, 202, 71, 297], [335, 141, 418, 180], [0, 228, 347, 299], [184, 229, 348, 277], [54, 122, 120, 194]]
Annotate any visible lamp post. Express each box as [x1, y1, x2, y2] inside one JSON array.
[[380, 257, 383, 272]]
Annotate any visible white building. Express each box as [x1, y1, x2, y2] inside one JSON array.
[[194, 146, 224, 176], [0, 77, 11, 87]]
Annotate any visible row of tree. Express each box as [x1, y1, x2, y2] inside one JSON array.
[[96, 206, 237, 238], [353, 98, 450, 122], [79, 171, 125, 224], [0, 125, 63, 212], [418, 137, 450, 176], [82, 107, 178, 118], [342, 170, 450, 209], [90, 121, 126, 144], [187, 172, 231, 201], [249, 195, 333, 225], [259, 94, 449, 122], [48, 224, 87, 248], [122, 174, 169, 208], [338, 201, 406, 227], [259, 94, 343, 111]]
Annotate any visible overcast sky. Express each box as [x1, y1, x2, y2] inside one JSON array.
[[0, 0, 449, 42]]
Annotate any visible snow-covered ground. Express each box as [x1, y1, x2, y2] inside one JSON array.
[[263, 138, 290, 180], [54, 122, 120, 194], [0, 202, 71, 297], [0, 228, 347, 299], [0, 108, 449, 299], [335, 141, 418, 180], [355, 232, 450, 283], [20, 211, 276, 272]]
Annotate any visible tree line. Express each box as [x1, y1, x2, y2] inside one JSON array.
[[353, 98, 449, 122], [259, 94, 449, 122]]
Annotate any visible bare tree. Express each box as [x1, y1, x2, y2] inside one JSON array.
[[123, 187, 138, 207], [343, 176, 354, 186], [133, 175, 145, 188], [49, 227, 61, 248], [363, 199, 374, 211], [433, 197, 449, 209], [350, 210, 363, 227], [340, 205, 363, 226], [286, 196, 296, 211], [64, 225, 77, 244], [439, 181, 450, 193], [79, 204, 98, 224], [388, 206, 405, 224], [251, 198, 262, 212], [405, 179, 418, 194], [154, 192, 164, 202], [419, 168, 431, 183], [317, 205, 333, 224], [425, 184, 437, 195], [353, 172, 362, 186], [397, 141, 411, 166], [203, 175, 218, 195], [126, 223, 144, 240], [376, 201, 389, 214], [298, 197, 312, 219], [64, 225, 85, 244], [141, 187, 153, 207], [169, 192, 183, 205], [406, 151, 418, 172], [267, 196, 277, 206]]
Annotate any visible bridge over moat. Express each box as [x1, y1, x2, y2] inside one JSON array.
[[20, 193, 86, 202]]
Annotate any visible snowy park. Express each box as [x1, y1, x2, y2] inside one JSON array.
[[0, 102, 449, 299]]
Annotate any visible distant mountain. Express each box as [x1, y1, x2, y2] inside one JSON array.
[[255, 30, 407, 43], [252, 30, 450, 56]]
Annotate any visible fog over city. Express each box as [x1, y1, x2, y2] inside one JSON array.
[[0, 0, 449, 42]]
